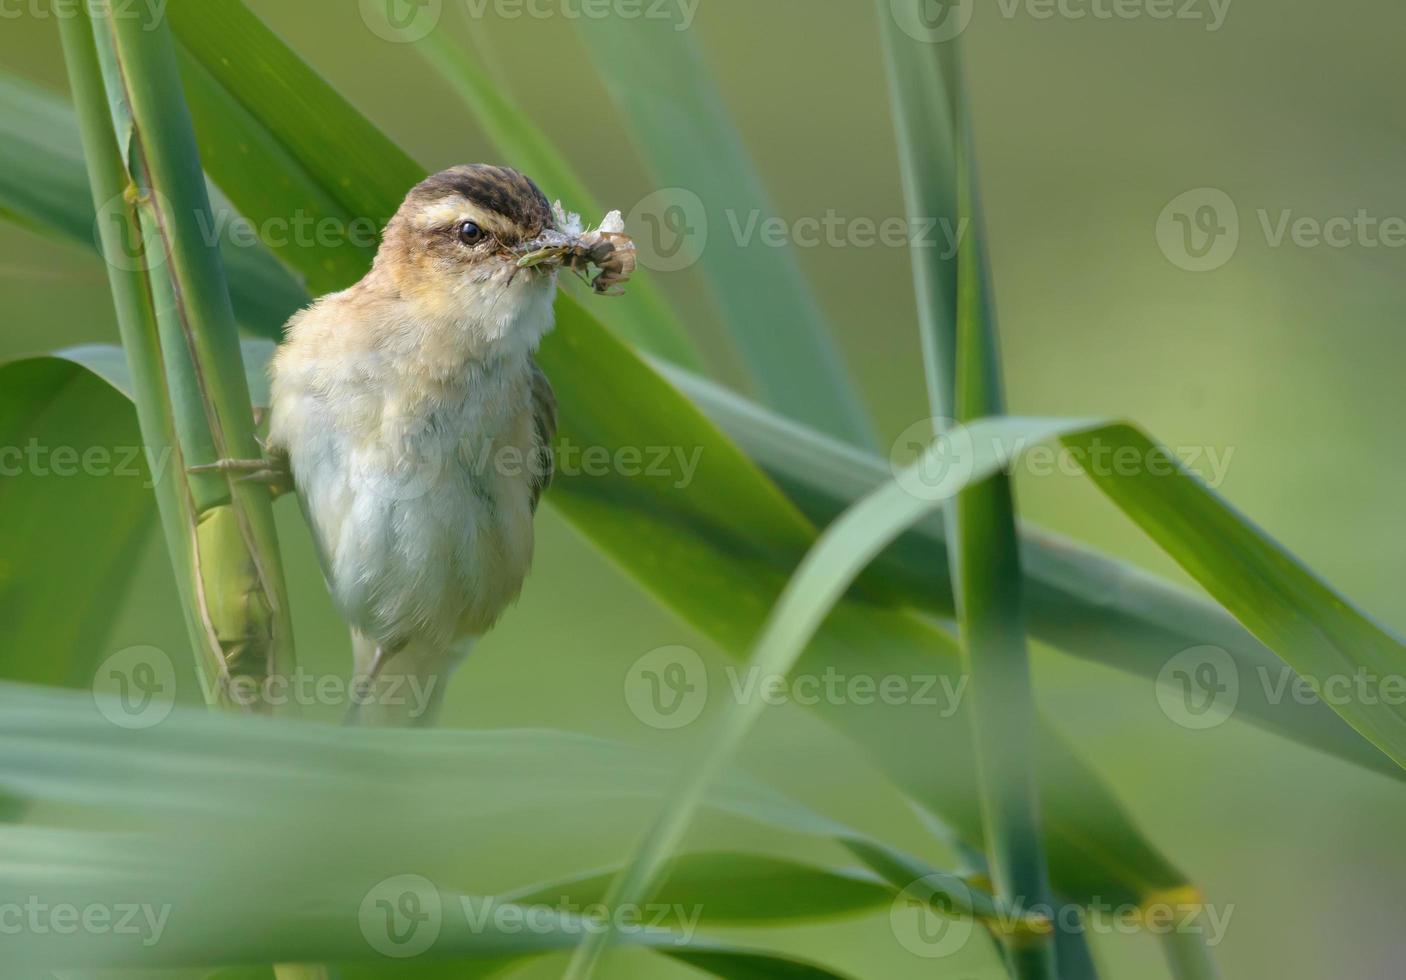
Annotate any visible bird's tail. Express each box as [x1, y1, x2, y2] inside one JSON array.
[[345, 632, 474, 727]]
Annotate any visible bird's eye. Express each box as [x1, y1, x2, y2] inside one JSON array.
[[457, 220, 486, 246]]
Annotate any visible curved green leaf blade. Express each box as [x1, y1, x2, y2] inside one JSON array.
[[665, 362, 1400, 781], [562, 416, 1205, 974], [167, 0, 422, 230], [575, 410, 1406, 957], [0, 832, 851, 979], [0, 357, 152, 690], [174, 44, 377, 299], [0, 682, 954, 978], [1065, 423, 1406, 766], [505, 853, 892, 924]]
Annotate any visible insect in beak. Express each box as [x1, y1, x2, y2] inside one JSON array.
[[516, 209, 637, 295], [515, 231, 578, 270]]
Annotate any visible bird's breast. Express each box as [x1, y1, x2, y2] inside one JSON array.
[[279, 361, 540, 650]]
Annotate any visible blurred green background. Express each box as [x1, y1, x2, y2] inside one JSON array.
[[4, 1, 1405, 976]]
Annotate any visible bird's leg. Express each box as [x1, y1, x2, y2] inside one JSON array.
[[189, 457, 276, 474], [344, 644, 396, 726]]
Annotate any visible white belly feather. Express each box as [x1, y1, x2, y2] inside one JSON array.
[[275, 357, 538, 652]]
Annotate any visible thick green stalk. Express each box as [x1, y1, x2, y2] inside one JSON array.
[[63, 5, 310, 976], [56, 2, 208, 692], [875, 3, 960, 421], [57, 1, 294, 708], [947, 76, 1058, 979], [875, 8, 1059, 971]]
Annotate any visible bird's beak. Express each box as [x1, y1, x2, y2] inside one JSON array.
[[515, 230, 579, 269]]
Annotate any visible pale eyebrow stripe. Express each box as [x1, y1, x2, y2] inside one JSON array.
[[413, 199, 520, 239]]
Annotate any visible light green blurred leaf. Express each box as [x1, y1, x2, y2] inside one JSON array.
[[0, 682, 969, 977], [0, 71, 92, 242], [574, 11, 876, 448], [0, 356, 152, 690], [505, 853, 892, 923], [168, 0, 421, 231]]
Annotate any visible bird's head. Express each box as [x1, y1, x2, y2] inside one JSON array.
[[374, 164, 571, 345]]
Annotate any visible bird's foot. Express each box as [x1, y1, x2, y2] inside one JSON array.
[[189, 457, 290, 495]]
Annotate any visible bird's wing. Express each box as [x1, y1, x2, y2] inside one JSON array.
[[528, 357, 557, 512]]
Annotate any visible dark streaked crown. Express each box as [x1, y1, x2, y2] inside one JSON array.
[[406, 164, 555, 239]]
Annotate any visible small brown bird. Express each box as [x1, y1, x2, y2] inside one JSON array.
[[220, 165, 632, 724]]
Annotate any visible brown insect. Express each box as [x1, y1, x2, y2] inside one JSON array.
[[516, 207, 637, 296]]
